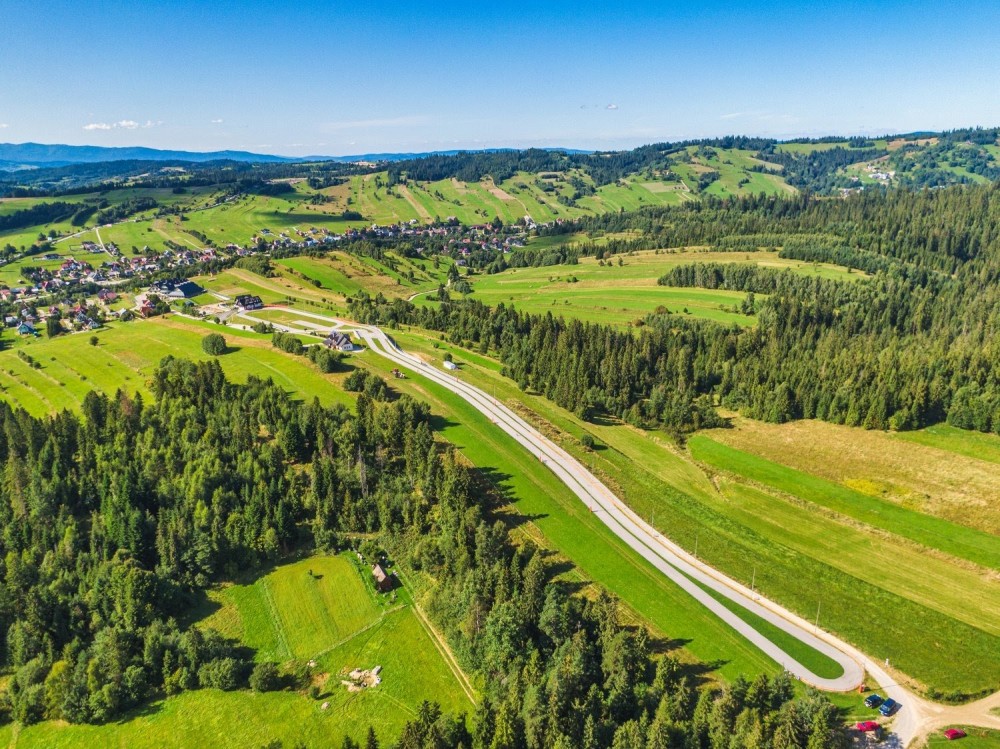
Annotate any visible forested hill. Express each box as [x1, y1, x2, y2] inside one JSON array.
[[7, 126, 1000, 198], [0, 357, 850, 747], [384, 127, 1000, 195], [351, 183, 1000, 438]]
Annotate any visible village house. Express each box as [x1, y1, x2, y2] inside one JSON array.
[[167, 280, 204, 299], [323, 330, 356, 352], [234, 294, 264, 311]]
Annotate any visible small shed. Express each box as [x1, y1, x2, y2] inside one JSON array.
[[371, 563, 394, 593], [443, 360, 458, 371]]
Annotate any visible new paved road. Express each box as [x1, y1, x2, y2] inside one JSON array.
[[352, 324, 866, 690], [242, 308, 1000, 747]]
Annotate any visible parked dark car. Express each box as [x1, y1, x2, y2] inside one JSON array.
[[879, 697, 899, 716], [864, 694, 884, 709]]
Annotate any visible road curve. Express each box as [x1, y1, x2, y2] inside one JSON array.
[[351, 324, 865, 692], [240, 308, 1000, 746]]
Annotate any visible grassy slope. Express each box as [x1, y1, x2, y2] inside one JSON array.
[[429, 249, 862, 329], [274, 251, 453, 302], [895, 424, 1000, 465], [385, 327, 1000, 695], [3, 556, 471, 748], [0, 316, 355, 417], [688, 436, 1000, 571], [704, 418, 1000, 535]]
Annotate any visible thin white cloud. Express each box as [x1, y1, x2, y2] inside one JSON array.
[[210, 118, 224, 124], [83, 119, 159, 131], [0, 123, 8, 129], [720, 112, 745, 120], [606, 103, 619, 110], [322, 115, 428, 132]]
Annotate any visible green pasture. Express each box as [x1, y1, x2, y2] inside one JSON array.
[[688, 436, 1000, 571], [275, 251, 452, 301], [0, 316, 355, 416], [431, 248, 862, 328], [2, 555, 472, 749], [894, 424, 1000, 465]]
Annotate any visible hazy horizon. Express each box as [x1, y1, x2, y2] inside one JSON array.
[[4, 0, 1000, 156]]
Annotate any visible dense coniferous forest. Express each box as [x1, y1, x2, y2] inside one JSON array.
[[350, 184, 1000, 435], [0, 357, 848, 747]]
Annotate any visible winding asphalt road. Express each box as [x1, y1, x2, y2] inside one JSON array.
[[351, 324, 866, 690], [239, 308, 1000, 746]]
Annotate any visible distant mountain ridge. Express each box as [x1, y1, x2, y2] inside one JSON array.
[[0, 142, 594, 168], [0, 142, 299, 166]]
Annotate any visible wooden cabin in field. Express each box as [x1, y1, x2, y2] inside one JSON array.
[[371, 563, 394, 593]]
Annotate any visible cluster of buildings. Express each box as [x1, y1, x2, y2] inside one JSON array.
[[6, 299, 105, 335]]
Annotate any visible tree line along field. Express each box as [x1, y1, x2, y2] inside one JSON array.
[[0, 555, 472, 748], [380, 325, 1000, 698], [419, 248, 866, 329], [0, 277, 848, 695], [2, 247, 997, 698]]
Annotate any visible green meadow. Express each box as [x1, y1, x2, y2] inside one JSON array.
[[688, 435, 1000, 571], [1, 555, 473, 748], [0, 316, 356, 416], [275, 251, 454, 301], [425, 249, 863, 329]]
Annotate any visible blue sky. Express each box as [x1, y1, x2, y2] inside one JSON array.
[[2, 0, 1000, 156]]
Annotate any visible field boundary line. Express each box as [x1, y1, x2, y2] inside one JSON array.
[[310, 604, 407, 661], [397, 572, 477, 706], [259, 577, 293, 661]]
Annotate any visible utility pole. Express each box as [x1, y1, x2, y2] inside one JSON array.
[[694, 532, 699, 558], [815, 600, 821, 631], [751, 566, 756, 596]]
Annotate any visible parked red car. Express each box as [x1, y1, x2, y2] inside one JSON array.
[[944, 729, 967, 740], [856, 721, 880, 732]]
